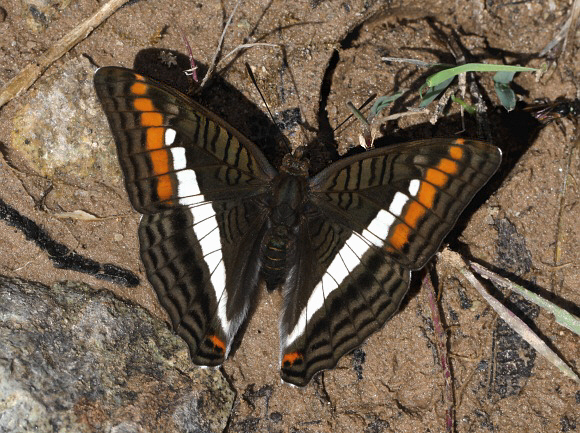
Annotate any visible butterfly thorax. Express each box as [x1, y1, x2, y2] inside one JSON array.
[[261, 156, 309, 290]]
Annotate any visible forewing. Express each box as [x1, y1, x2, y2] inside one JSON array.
[[280, 139, 501, 385], [94, 66, 277, 212], [94, 66, 274, 364], [310, 139, 501, 269]]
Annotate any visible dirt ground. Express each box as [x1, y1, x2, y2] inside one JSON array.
[[0, 0, 578, 432]]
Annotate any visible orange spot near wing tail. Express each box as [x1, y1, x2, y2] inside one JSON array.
[[133, 97, 154, 112], [155, 174, 173, 202], [417, 180, 437, 208], [207, 335, 226, 354], [146, 127, 164, 151], [282, 352, 304, 367], [425, 167, 448, 187], [436, 158, 459, 175], [404, 201, 426, 229], [140, 112, 163, 127]]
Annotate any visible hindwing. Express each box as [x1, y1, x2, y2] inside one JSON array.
[[280, 215, 410, 385]]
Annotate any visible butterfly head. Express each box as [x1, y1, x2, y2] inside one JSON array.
[[280, 147, 309, 177]]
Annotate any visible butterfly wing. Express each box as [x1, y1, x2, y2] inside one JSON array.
[[280, 215, 410, 386], [280, 139, 501, 385], [94, 66, 276, 365]]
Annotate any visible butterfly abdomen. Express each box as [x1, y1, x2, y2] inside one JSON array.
[[261, 225, 290, 290], [261, 171, 308, 290]]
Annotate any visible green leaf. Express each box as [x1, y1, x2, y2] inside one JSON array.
[[451, 95, 476, 114], [493, 71, 517, 111], [419, 77, 454, 108], [493, 70, 517, 84], [425, 63, 537, 88], [370, 90, 407, 116], [419, 63, 537, 110]]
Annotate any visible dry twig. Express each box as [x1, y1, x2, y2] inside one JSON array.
[[0, 0, 131, 109], [423, 273, 455, 433], [464, 261, 580, 383]]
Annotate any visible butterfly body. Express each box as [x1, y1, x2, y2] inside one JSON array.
[[260, 165, 308, 290], [94, 66, 501, 386]]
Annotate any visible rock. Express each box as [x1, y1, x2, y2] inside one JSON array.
[[0, 276, 235, 432], [10, 57, 122, 188]]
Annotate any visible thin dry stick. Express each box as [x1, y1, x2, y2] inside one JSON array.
[[539, 0, 580, 57], [462, 264, 579, 383], [470, 262, 580, 336], [181, 31, 199, 82], [554, 134, 578, 265], [221, 43, 280, 63], [423, 273, 455, 433], [430, 86, 454, 125], [445, 32, 468, 132], [381, 57, 443, 68], [0, 0, 131, 109], [382, 108, 430, 122], [468, 80, 493, 143]]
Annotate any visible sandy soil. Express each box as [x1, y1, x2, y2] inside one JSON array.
[[0, 0, 578, 431]]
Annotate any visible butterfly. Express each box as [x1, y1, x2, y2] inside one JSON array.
[[94, 66, 502, 386]]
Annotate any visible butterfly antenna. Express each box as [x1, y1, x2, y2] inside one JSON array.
[[245, 62, 293, 154], [276, 45, 320, 155], [200, 0, 244, 88]]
